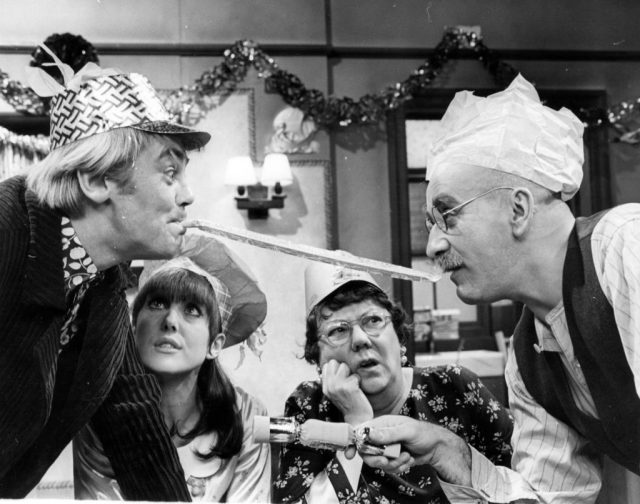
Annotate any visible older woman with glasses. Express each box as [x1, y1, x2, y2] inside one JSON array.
[[273, 262, 514, 504]]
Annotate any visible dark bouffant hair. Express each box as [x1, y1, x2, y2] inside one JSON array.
[[304, 281, 412, 365]]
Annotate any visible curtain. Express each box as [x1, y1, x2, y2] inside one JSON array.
[[0, 125, 49, 181]]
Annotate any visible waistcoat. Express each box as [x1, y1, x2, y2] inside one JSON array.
[[514, 210, 640, 474]]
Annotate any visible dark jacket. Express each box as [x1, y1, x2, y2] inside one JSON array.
[[0, 176, 190, 500], [514, 210, 640, 475]]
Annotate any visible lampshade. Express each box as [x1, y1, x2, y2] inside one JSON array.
[[224, 156, 258, 186], [260, 153, 293, 187]]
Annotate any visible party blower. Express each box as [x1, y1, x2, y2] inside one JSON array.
[[252, 416, 401, 458]]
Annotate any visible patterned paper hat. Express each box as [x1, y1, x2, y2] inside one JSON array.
[[304, 259, 380, 316], [426, 74, 584, 201], [26, 44, 211, 151], [140, 231, 267, 348]]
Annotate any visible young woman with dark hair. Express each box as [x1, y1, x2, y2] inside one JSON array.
[[74, 235, 271, 502]]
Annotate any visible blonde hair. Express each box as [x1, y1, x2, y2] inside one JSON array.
[[27, 128, 159, 217]]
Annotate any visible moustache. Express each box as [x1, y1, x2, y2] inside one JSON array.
[[438, 253, 463, 272]]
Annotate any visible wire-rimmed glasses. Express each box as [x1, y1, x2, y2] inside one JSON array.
[[425, 186, 515, 234], [318, 311, 392, 347]]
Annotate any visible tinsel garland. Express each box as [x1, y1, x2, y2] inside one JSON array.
[[0, 70, 45, 115], [2, 29, 640, 143], [190, 29, 518, 128]]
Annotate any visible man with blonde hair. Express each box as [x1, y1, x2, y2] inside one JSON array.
[[0, 61, 210, 499], [361, 75, 640, 503]]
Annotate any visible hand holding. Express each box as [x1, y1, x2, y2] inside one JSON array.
[[360, 415, 472, 486]]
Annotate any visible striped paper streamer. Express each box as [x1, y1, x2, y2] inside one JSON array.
[[186, 220, 442, 283]]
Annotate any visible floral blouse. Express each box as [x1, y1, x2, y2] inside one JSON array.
[[273, 365, 513, 504]]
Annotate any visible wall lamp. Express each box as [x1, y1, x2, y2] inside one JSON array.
[[224, 154, 293, 219]]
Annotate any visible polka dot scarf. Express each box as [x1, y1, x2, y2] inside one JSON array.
[[59, 216, 102, 350]]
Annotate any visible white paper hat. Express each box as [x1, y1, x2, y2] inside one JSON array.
[[426, 74, 585, 201], [304, 259, 380, 316]]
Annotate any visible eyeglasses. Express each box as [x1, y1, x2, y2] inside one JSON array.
[[318, 311, 392, 347], [425, 186, 515, 234]]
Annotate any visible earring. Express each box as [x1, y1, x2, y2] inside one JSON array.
[[400, 345, 408, 366]]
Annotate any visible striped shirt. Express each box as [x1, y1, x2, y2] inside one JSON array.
[[441, 203, 640, 503]]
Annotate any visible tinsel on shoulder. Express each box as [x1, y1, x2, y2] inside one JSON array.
[[0, 28, 639, 143]]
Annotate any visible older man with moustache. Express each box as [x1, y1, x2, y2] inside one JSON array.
[[360, 75, 640, 503]]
